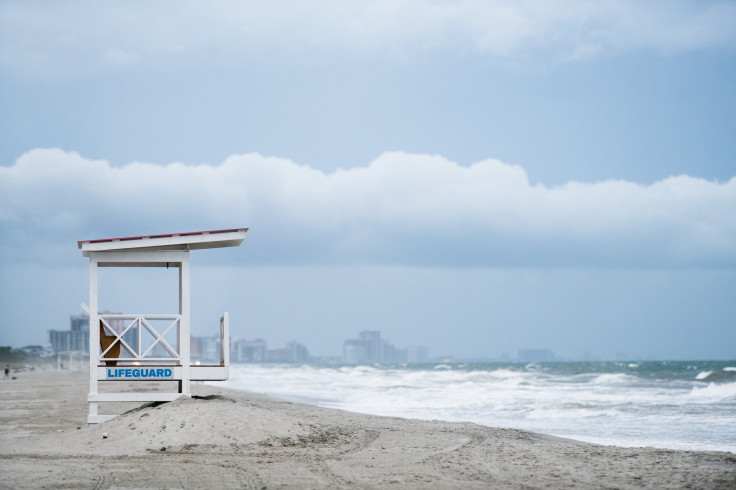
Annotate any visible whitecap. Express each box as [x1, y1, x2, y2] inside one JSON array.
[[218, 363, 736, 454], [687, 382, 736, 402], [590, 373, 637, 385], [724, 367, 736, 372], [695, 371, 713, 380]]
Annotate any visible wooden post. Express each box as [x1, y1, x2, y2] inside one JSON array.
[[179, 254, 191, 395], [88, 256, 99, 422], [221, 312, 230, 366]]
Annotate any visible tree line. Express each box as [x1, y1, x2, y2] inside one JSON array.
[[0, 346, 29, 363]]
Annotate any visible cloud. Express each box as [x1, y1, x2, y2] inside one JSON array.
[[1, 149, 734, 269], [2, 1, 735, 78]]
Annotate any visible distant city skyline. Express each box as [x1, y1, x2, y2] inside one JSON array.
[[15, 313, 680, 364]]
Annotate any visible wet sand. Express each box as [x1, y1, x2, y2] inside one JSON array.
[[1, 369, 734, 489]]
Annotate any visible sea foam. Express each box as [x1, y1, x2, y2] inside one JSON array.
[[220, 361, 736, 453]]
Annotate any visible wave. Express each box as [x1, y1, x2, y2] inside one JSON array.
[[687, 382, 736, 402], [589, 373, 638, 386], [218, 363, 736, 453]]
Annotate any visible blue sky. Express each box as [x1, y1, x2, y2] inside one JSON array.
[[1, 1, 735, 360]]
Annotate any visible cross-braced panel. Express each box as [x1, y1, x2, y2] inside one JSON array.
[[99, 314, 181, 364]]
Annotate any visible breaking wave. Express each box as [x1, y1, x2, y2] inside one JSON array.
[[220, 361, 736, 453]]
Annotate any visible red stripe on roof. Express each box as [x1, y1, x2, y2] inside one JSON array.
[[77, 228, 248, 246]]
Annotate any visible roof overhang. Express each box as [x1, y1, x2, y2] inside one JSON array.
[[78, 228, 248, 257]]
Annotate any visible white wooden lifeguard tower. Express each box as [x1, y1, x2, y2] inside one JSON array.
[[78, 228, 247, 423]]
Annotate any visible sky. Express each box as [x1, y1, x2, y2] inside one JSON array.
[[1, 0, 735, 360]]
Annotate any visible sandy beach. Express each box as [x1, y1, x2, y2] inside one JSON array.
[[1, 370, 734, 489]]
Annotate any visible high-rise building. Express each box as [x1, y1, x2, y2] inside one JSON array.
[[285, 341, 309, 363], [407, 346, 428, 363], [56, 313, 138, 358], [191, 337, 203, 359], [48, 314, 90, 352], [190, 336, 224, 363], [343, 339, 367, 364], [359, 330, 381, 362], [266, 341, 309, 363], [228, 338, 308, 363], [70, 314, 88, 332], [380, 341, 407, 364], [343, 330, 411, 364], [199, 336, 220, 363], [230, 338, 267, 362], [48, 328, 89, 352]]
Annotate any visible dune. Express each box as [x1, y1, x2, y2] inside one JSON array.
[[1, 370, 734, 489]]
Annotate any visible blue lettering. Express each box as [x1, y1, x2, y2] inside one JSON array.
[[106, 367, 174, 379]]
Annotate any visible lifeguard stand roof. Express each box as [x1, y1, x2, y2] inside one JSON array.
[[78, 228, 248, 257]]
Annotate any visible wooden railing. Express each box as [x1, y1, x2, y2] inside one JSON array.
[[99, 314, 182, 364]]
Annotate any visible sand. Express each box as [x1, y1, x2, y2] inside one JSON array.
[[1, 370, 734, 489]]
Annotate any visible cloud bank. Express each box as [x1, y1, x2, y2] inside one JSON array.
[[1, 149, 734, 268], [2, 0, 736, 78]]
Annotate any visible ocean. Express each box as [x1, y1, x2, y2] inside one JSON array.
[[219, 361, 736, 454]]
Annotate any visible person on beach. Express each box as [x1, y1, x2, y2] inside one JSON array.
[[3, 364, 9, 380]]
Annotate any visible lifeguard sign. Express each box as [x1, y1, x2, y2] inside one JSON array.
[[78, 228, 247, 423]]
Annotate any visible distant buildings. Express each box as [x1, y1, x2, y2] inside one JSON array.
[[265, 341, 309, 363], [190, 336, 309, 364], [69, 314, 88, 332], [48, 314, 90, 353], [48, 313, 438, 365], [48, 312, 138, 357], [48, 312, 311, 364], [21, 345, 53, 359], [407, 345, 429, 364], [230, 338, 267, 363], [517, 349, 555, 362], [343, 330, 428, 364]]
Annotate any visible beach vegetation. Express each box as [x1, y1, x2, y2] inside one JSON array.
[[0, 346, 29, 363]]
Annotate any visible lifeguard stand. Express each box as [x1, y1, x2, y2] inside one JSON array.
[[78, 228, 247, 423]]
